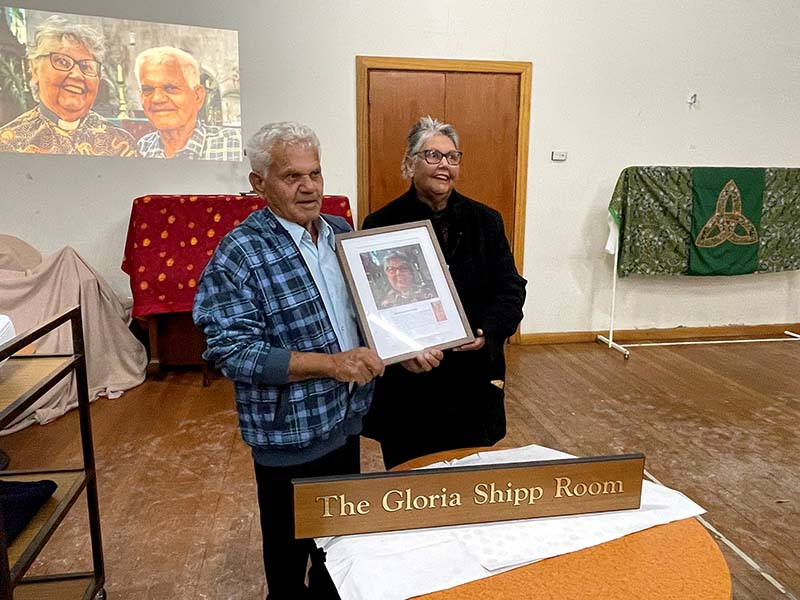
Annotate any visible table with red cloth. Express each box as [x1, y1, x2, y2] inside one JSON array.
[[122, 193, 354, 317], [121, 193, 353, 379]]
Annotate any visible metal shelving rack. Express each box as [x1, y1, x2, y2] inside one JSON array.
[[0, 306, 105, 600]]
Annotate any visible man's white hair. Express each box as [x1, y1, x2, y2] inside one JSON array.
[[246, 122, 321, 176], [134, 46, 201, 88]]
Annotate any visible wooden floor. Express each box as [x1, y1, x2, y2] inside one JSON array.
[[1, 340, 798, 599]]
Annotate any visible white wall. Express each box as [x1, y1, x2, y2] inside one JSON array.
[[2, 0, 799, 334]]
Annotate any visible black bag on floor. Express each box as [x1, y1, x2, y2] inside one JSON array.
[[0, 479, 57, 543]]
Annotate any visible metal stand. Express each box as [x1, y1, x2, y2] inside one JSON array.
[[596, 232, 800, 358], [596, 232, 630, 358]]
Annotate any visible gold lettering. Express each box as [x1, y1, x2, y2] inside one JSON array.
[[382, 489, 404, 512], [554, 476, 573, 498], [383, 488, 463, 512], [513, 486, 544, 506], [316, 495, 338, 518], [316, 494, 371, 517], [475, 483, 544, 506], [555, 477, 624, 499], [474, 483, 489, 504], [339, 495, 361, 515], [490, 482, 507, 504]]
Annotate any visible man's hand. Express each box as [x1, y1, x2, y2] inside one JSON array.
[[329, 347, 385, 386], [400, 349, 444, 373], [453, 328, 485, 352]]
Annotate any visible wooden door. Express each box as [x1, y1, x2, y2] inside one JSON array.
[[368, 71, 445, 212], [445, 72, 519, 243], [357, 57, 531, 265]]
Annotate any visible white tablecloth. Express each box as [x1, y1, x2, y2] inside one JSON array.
[[317, 444, 705, 600]]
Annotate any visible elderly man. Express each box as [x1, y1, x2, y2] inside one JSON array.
[[0, 15, 136, 156], [134, 46, 241, 160], [194, 122, 440, 599]]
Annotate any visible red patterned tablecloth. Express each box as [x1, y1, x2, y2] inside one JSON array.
[[122, 194, 353, 317]]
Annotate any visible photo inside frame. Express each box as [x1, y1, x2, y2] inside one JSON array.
[[336, 222, 473, 364], [0, 7, 241, 161]]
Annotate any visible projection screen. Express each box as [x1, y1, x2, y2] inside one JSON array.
[[0, 7, 240, 160]]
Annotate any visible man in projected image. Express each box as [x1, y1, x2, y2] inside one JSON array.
[[379, 250, 435, 308], [0, 15, 136, 156], [135, 46, 241, 160]]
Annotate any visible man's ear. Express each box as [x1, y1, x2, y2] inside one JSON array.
[[249, 171, 266, 197], [193, 84, 206, 109]]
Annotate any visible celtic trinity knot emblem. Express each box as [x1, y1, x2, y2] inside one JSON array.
[[695, 179, 759, 248]]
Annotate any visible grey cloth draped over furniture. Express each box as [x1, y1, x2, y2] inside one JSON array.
[[0, 236, 147, 433]]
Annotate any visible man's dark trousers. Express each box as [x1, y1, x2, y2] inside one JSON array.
[[255, 436, 358, 600]]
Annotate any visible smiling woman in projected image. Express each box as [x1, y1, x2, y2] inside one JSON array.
[[0, 16, 136, 157]]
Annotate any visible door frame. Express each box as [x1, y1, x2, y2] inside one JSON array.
[[355, 55, 532, 285]]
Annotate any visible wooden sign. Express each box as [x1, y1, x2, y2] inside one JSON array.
[[293, 454, 645, 538]]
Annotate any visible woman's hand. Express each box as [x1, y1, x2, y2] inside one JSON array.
[[453, 328, 485, 352], [400, 349, 444, 373]]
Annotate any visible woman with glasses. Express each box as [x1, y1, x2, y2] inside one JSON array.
[[378, 250, 436, 309], [0, 15, 136, 156], [362, 115, 527, 469]]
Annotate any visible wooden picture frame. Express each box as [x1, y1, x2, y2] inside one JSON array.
[[336, 221, 474, 364]]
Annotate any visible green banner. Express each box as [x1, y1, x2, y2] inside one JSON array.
[[688, 167, 764, 275]]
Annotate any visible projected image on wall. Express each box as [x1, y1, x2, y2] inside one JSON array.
[[0, 7, 240, 160]]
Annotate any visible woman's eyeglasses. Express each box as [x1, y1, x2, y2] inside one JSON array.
[[43, 52, 101, 77], [385, 266, 412, 275], [416, 149, 463, 166]]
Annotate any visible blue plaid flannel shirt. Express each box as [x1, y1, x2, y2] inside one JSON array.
[[193, 209, 373, 449], [137, 120, 242, 161]]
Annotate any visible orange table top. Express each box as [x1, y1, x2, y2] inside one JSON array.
[[393, 448, 731, 600]]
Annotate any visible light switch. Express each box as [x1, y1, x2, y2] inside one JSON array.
[[551, 151, 567, 162]]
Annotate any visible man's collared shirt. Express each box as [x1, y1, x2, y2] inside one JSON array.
[[137, 120, 242, 161], [193, 208, 373, 455], [272, 210, 359, 353]]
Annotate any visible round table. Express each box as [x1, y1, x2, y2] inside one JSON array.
[[394, 448, 732, 600]]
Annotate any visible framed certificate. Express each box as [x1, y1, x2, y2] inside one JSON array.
[[335, 220, 474, 364]]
